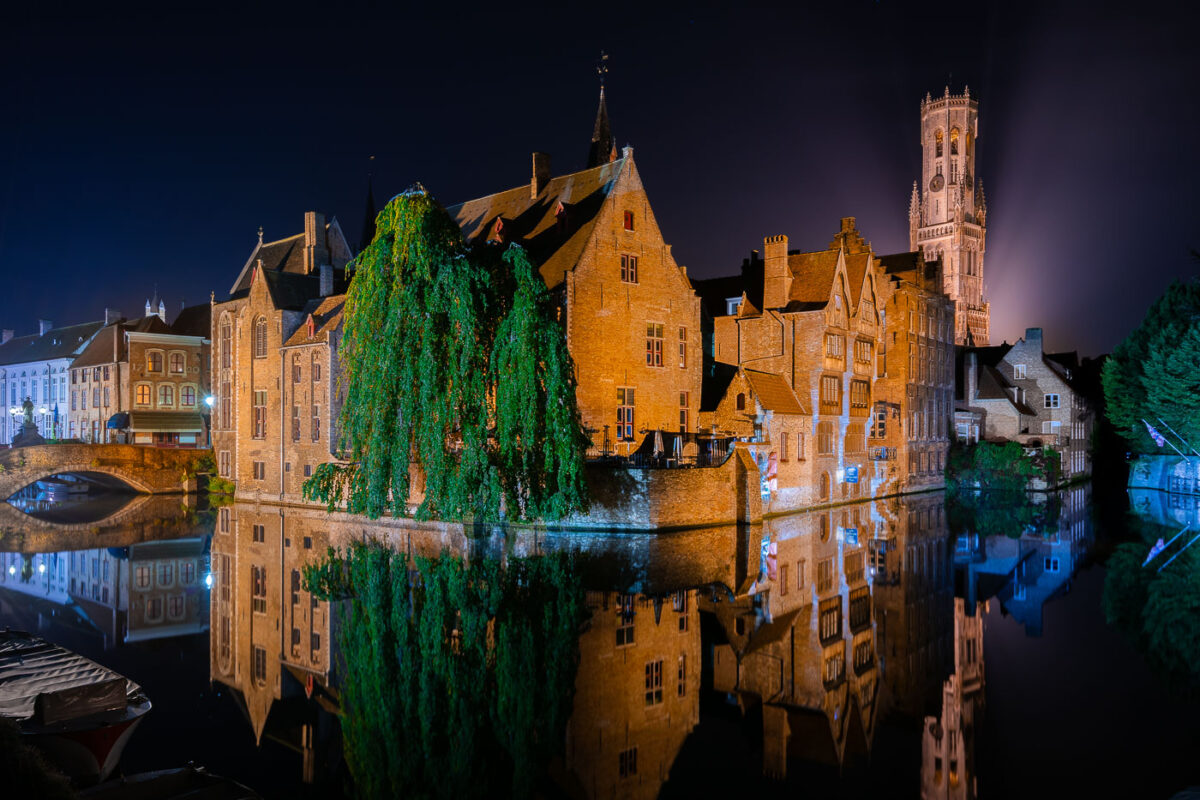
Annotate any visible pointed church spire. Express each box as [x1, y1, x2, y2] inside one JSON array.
[[908, 181, 921, 220], [587, 52, 616, 168], [359, 157, 377, 254]]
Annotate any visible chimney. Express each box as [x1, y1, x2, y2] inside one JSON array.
[[304, 211, 329, 274], [531, 152, 551, 199], [104, 308, 121, 325], [762, 235, 791, 310], [1, 329, 12, 344], [319, 264, 334, 298], [966, 351, 978, 402], [1024, 327, 1043, 353], [38, 319, 53, 336]]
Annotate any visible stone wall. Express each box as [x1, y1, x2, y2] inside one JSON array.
[[0, 443, 201, 498]]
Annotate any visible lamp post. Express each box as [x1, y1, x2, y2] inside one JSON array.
[[204, 395, 215, 448]]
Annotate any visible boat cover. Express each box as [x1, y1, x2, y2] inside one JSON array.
[[0, 630, 141, 725]]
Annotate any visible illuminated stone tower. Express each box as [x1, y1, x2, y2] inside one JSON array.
[[909, 87, 989, 345]]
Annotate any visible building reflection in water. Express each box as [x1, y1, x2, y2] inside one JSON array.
[[201, 486, 1092, 795]]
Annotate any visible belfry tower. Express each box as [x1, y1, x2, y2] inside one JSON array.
[[909, 86, 989, 345]]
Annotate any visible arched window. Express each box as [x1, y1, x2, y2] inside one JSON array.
[[253, 317, 268, 358], [136, 384, 151, 405], [820, 472, 830, 501], [220, 321, 232, 368], [169, 352, 185, 374], [311, 352, 321, 382], [181, 385, 196, 406], [935, 129, 943, 157], [159, 384, 174, 406], [950, 127, 959, 155], [736, 392, 746, 411], [147, 352, 163, 372]]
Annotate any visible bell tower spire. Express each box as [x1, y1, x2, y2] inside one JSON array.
[[587, 51, 616, 168]]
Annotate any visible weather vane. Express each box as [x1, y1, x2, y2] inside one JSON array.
[[597, 50, 609, 88]]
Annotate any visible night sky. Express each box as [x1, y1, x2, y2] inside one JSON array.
[[2, 2, 1196, 357]]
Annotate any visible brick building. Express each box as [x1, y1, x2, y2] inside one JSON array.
[[210, 212, 352, 497], [700, 218, 886, 511], [873, 250, 956, 493], [446, 141, 702, 457], [956, 328, 1093, 484], [69, 304, 210, 446]]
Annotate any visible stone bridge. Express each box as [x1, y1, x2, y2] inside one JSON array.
[[0, 444, 207, 500], [0, 494, 214, 554]]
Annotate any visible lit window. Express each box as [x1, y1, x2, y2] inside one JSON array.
[[252, 565, 267, 614], [678, 327, 687, 368], [1013, 363, 1027, 379], [169, 353, 185, 374], [136, 385, 151, 405], [616, 388, 635, 441], [147, 352, 163, 372]]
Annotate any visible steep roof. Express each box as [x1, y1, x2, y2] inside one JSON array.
[[0, 320, 105, 366], [283, 295, 346, 347], [230, 268, 346, 313], [700, 362, 738, 413], [171, 304, 211, 338], [843, 252, 871, 309], [71, 316, 178, 369], [228, 217, 351, 297], [446, 156, 627, 289], [744, 369, 807, 415], [784, 250, 839, 309], [587, 86, 616, 169]]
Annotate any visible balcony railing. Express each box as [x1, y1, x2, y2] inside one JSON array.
[[869, 446, 896, 461]]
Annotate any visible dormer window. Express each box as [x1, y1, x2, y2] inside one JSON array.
[[489, 217, 505, 244], [623, 210, 635, 231], [1013, 364, 1027, 379], [725, 297, 741, 316]]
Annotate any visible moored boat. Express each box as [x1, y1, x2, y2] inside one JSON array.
[[0, 629, 151, 785]]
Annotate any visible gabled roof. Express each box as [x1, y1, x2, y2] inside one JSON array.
[[744, 369, 807, 415], [446, 156, 628, 289], [283, 295, 346, 347], [231, 268, 346, 313], [975, 364, 1037, 415], [171, 304, 211, 339], [700, 362, 738, 413], [843, 252, 871, 309], [72, 316, 178, 369], [785, 250, 839, 308], [228, 217, 351, 297], [0, 320, 106, 367]]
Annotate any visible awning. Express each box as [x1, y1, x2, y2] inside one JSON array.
[[106, 412, 130, 429], [127, 411, 205, 433]]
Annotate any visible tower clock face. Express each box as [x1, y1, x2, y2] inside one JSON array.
[[930, 174, 945, 192]]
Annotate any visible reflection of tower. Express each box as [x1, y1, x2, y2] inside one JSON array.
[[909, 87, 989, 345], [921, 598, 984, 800], [565, 589, 700, 800]]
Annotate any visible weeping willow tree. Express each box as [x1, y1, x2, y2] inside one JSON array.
[[302, 189, 588, 521], [304, 543, 585, 799]]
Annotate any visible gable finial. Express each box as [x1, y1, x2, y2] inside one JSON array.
[[597, 50, 609, 90], [257, 226, 263, 246]]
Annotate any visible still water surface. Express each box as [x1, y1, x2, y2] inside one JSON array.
[[1, 485, 1197, 799]]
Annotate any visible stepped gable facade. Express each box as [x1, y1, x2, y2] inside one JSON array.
[[211, 211, 351, 497], [445, 147, 702, 456]]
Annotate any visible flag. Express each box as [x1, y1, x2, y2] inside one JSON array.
[[1143, 538, 1166, 567], [1144, 420, 1166, 448]]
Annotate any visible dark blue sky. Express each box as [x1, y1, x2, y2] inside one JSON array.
[[1, 2, 1196, 356]]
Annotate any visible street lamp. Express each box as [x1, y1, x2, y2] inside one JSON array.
[[204, 395, 215, 408]]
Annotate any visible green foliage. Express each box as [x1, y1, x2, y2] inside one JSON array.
[[1104, 519, 1200, 691], [187, 452, 217, 476], [303, 190, 588, 523], [304, 543, 586, 800], [206, 476, 235, 496], [945, 440, 1053, 492], [1103, 279, 1200, 451], [947, 490, 1062, 539]]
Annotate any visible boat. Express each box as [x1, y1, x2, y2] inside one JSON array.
[[0, 629, 152, 785]]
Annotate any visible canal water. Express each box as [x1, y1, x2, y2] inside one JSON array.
[[1, 484, 1197, 799]]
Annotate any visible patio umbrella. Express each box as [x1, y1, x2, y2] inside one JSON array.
[[653, 429, 664, 458], [673, 434, 682, 460]]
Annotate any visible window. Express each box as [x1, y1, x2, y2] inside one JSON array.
[[311, 632, 321, 654], [845, 422, 865, 453], [616, 388, 635, 441], [644, 660, 664, 706], [292, 405, 301, 442], [147, 351, 163, 372], [253, 317, 268, 358], [169, 352, 185, 374], [871, 404, 887, 439], [103, 386, 110, 407], [673, 590, 688, 632], [819, 597, 841, 641], [818, 557, 834, 593], [93, 387, 100, 407], [780, 431, 788, 461], [252, 645, 267, 684], [146, 597, 164, 623], [797, 431, 806, 459], [292, 356, 301, 383], [253, 461, 266, 480], [817, 421, 835, 455], [251, 566, 267, 613], [623, 210, 635, 231], [157, 562, 174, 586], [253, 523, 265, 543], [645, 323, 664, 367], [850, 379, 870, 410], [219, 382, 231, 429], [1013, 363, 1027, 379], [136, 384, 151, 405], [854, 637, 873, 670], [93, 367, 101, 382], [218, 450, 231, 478], [780, 562, 789, 595], [725, 297, 741, 316], [159, 384, 174, 406], [168, 594, 185, 620], [134, 564, 151, 588], [312, 354, 321, 382], [616, 593, 635, 646], [678, 327, 687, 368], [1044, 557, 1060, 572], [220, 322, 232, 368], [1044, 393, 1060, 409], [253, 390, 267, 438], [677, 654, 687, 697], [935, 128, 943, 158], [825, 333, 845, 360], [820, 375, 841, 412], [71, 390, 77, 411], [291, 569, 301, 605], [950, 127, 959, 155], [619, 747, 638, 779], [181, 385, 195, 406], [620, 253, 638, 284], [797, 559, 806, 591], [1014, 583, 1027, 601], [854, 339, 873, 364], [311, 404, 320, 441], [736, 392, 746, 411]]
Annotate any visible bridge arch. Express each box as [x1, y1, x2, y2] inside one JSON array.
[[0, 444, 203, 501]]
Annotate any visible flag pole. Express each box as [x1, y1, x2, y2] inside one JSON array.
[[1156, 416, 1200, 460], [1143, 419, 1188, 459]]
